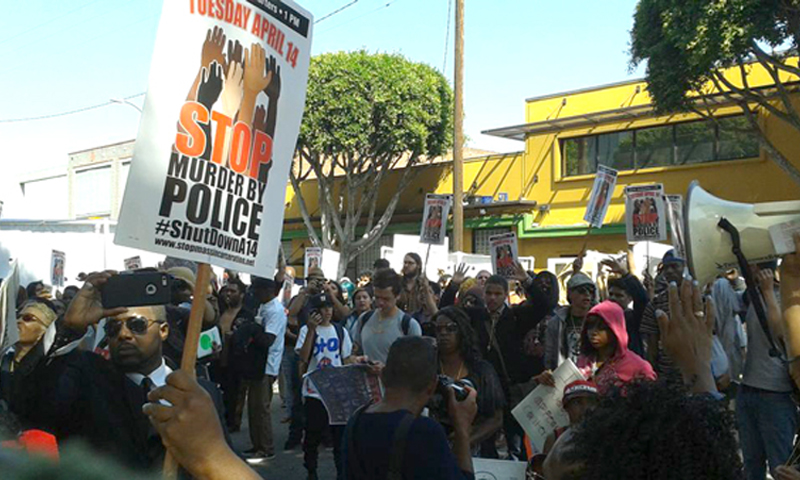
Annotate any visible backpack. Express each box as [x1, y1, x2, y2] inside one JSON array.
[[306, 322, 345, 364], [346, 404, 415, 480], [359, 310, 413, 337]]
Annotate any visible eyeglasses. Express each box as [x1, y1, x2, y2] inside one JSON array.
[[18, 313, 47, 326], [104, 316, 162, 338], [572, 285, 596, 296], [435, 323, 459, 335]]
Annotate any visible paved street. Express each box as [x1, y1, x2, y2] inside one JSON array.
[[230, 390, 338, 479]]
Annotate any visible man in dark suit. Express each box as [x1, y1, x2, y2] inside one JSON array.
[[11, 271, 228, 473]]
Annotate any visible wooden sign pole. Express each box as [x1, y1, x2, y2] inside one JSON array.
[[163, 262, 212, 479]]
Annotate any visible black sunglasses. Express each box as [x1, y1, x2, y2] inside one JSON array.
[[104, 316, 162, 338]]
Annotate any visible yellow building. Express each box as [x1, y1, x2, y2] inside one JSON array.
[[284, 61, 800, 274]]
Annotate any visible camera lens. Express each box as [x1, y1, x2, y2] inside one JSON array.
[[145, 284, 157, 295]]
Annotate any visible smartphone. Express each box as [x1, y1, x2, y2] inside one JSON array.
[[102, 272, 172, 309]]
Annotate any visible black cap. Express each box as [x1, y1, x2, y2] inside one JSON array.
[[252, 276, 278, 290], [310, 293, 334, 309], [662, 249, 685, 265]]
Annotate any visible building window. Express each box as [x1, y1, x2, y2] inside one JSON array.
[[74, 165, 112, 217], [356, 235, 394, 276], [472, 228, 510, 255], [561, 114, 760, 176]]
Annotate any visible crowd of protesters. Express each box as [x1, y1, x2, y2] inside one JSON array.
[[1, 235, 800, 480]]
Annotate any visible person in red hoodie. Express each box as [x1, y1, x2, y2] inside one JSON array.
[[577, 301, 656, 394]]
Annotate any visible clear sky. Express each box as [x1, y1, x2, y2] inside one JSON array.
[[0, 0, 644, 216]]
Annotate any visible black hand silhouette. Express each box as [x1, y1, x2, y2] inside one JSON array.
[[264, 55, 281, 100], [227, 40, 244, 69], [196, 61, 223, 111]]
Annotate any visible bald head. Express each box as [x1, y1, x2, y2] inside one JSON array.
[[111, 305, 167, 323]]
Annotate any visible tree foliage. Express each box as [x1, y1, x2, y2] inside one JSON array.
[[292, 51, 453, 276], [630, 0, 800, 184]]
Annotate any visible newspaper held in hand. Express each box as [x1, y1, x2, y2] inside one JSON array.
[[584, 165, 618, 229], [624, 184, 667, 242], [769, 219, 800, 255], [489, 232, 519, 278], [473, 458, 527, 480], [511, 359, 585, 453], [307, 364, 383, 425], [420, 194, 452, 246]]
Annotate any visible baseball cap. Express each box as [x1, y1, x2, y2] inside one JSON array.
[[567, 272, 595, 291], [662, 249, 685, 265], [309, 293, 333, 309], [563, 380, 599, 406], [306, 267, 325, 280]]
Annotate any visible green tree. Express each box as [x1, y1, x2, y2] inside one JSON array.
[[291, 51, 453, 276], [630, 0, 800, 185]]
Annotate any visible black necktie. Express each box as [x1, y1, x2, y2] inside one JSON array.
[[141, 377, 154, 402]]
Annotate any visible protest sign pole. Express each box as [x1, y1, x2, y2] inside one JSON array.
[[423, 243, 432, 276], [580, 224, 594, 258], [163, 262, 212, 478]]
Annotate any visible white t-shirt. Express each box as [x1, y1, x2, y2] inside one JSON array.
[[295, 324, 353, 400], [258, 297, 287, 377]]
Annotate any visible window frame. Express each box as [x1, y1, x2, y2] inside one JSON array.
[[559, 114, 760, 178]]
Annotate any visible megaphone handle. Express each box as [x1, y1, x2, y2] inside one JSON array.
[[718, 218, 784, 360]]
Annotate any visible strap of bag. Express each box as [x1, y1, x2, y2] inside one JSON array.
[[401, 314, 411, 336], [345, 403, 371, 480], [359, 310, 376, 337], [387, 413, 415, 480]]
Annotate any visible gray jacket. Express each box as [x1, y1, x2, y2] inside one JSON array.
[[544, 305, 570, 371]]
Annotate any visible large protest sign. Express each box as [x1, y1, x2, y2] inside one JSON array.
[[420, 194, 451, 245], [512, 359, 584, 452], [114, 0, 313, 277], [489, 232, 519, 278], [320, 248, 341, 280], [50, 250, 65, 288], [307, 365, 383, 425], [666, 194, 687, 259], [584, 165, 618, 228], [625, 184, 667, 243], [473, 458, 527, 480]]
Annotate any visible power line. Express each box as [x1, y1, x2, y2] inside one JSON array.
[[0, 0, 140, 60], [0, 93, 145, 124], [0, 0, 103, 46], [319, 0, 402, 34], [315, 0, 359, 24], [442, 0, 453, 72]]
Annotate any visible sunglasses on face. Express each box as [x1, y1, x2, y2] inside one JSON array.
[[435, 323, 459, 335], [104, 316, 162, 338]]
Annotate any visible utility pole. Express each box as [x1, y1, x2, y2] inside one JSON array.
[[453, 0, 465, 252]]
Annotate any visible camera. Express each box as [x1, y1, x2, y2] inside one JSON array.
[[436, 375, 474, 402], [427, 375, 476, 429]]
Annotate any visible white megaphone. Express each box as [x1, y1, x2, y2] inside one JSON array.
[[685, 181, 800, 286]]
